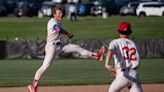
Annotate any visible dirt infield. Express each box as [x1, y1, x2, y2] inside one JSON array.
[[0, 84, 164, 92]]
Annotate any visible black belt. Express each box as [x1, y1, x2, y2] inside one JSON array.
[[121, 69, 126, 71], [122, 68, 137, 71]]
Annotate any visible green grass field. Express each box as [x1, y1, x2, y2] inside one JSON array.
[[0, 58, 164, 87], [0, 16, 164, 40], [0, 16, 164, 87]]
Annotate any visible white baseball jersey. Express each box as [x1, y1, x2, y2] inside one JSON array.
[[108, 38, 140, 69], [47, 18, 62, 43]]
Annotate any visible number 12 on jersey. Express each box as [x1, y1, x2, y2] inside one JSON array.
[[122, 46, 137, 61]]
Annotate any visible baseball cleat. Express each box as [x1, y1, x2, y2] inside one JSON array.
[[96, 45, 105, 61], [28, 84, 38, 92]]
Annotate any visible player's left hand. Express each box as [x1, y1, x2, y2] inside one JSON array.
[[105, 65, 116, 77], [67, 32, 73, 39], [110, 67, 116, 77]]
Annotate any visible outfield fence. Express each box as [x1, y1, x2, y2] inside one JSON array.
[[0, 38, 164, 59]]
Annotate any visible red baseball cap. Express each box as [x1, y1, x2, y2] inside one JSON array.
[[117, 21, 131, 32]]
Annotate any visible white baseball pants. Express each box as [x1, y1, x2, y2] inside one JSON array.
[[34, 43, 93, 80], [108, 68, 143, 92]]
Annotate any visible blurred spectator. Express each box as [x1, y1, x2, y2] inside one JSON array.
[[78, 3, 86, 19], [102, 7, 108, 19], [67, 3, 77, 21]]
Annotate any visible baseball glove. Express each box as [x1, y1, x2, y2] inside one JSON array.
[[67, 32, 73, 39]]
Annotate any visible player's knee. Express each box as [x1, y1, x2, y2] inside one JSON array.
[[68, 44, 79, 48]]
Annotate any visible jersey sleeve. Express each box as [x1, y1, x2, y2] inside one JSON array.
[[47, 19, 61, 33], [53, 24, 61, 33], [108, 40, 116, 52]]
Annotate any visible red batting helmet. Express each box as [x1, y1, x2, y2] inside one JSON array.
[[117, 21, 132, 35]]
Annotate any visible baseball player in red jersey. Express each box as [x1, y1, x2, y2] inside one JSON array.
[[104, 21, 143, 92], [28, 4, 105, 92]]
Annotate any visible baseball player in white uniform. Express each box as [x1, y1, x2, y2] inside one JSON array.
[[104, 21, 143, 92], [28, 4, 105, 92]]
